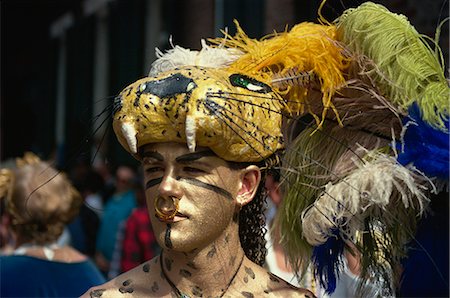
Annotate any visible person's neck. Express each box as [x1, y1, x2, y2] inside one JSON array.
[[161, 225, 245, 297]]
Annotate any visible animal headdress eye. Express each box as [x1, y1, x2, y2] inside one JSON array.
[[229, 74, 271, 93]]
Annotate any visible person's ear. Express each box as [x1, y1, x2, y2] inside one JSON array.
[[236, 165, 261, 206]]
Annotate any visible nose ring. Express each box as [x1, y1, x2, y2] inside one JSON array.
[[154, 195, 180, 221]]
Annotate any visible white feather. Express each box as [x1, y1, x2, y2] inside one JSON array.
[[149, 39, 242, 76], [301, 149, 432, 246]]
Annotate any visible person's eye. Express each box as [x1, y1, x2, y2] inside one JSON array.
[[145, 166, 163, 174]]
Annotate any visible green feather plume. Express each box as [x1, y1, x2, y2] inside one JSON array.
[[336, 2, 449, 131]]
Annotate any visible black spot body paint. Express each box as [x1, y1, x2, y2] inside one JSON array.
[[241, 291, 255, 298], [186, 261, 198, 270], [164, 257, 173, 271], [90, 289, 105, 297], [244, 267, 255, 279], [180, 177, 233, 200], [119, 286, 134, 294], [207, 245, 217, 258], [192, 286, 203, 297], [151, 281, 159, 292], [244, 276, 249, 283], [165, 224, 173, 249], [180, 269, 192, 277], [122, 279, 132, 286], [143, 263, 150, 272]]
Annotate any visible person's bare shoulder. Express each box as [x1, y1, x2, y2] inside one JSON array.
[[80, 258, 164, 298]]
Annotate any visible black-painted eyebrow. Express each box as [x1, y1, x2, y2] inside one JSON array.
[[141, 151, 164, 161], [175, 150, 216, 163]]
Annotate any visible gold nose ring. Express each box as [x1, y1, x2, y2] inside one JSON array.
[[154, 195, 180, 221]]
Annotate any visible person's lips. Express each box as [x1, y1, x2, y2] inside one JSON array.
[[173, 212, 189, 222], [157, 212, 189, 223]]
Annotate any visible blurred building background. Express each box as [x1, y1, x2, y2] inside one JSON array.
[[2, 0, 448, 170]]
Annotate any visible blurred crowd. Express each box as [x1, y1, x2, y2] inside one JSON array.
[[66, 158, 162, 279], [0, 155, 161, 296]]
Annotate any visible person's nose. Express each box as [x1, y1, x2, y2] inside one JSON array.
[[158, 171, 182, 199], [154, 172, 183, 220]]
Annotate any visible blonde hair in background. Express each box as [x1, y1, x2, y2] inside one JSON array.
[[2, 153, 82, 244]]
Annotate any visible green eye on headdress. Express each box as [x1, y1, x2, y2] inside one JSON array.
[[229, 74, 271, 93]]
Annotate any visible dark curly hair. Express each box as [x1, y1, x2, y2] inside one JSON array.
[[228, 152, 281, 266], [238, 177, 267, 266]]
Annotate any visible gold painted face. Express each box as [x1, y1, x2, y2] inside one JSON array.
[[113, 66, 285, 162], [141, 142, 243, 251]]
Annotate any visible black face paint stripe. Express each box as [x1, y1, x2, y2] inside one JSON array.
[[175, 150, 215, 163], [165, 224, 173, 249], [146, 177, 163, 189], [179, 177, 233, 200]]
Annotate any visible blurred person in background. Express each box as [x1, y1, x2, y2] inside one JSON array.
[[67, 168, 104, 258], [95, 165, 137, 277], [264, 169, 317, 291], [0, 199, 15, 255], [120, 179, 161, 273], [0, 152, 105, 297]]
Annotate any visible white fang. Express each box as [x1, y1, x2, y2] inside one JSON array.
[[121, 122, 138, 153], [185, 116, 196, 152]]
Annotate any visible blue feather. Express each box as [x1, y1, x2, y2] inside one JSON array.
[[312, 229, 345, 294], [397, 104, 449, 180]]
